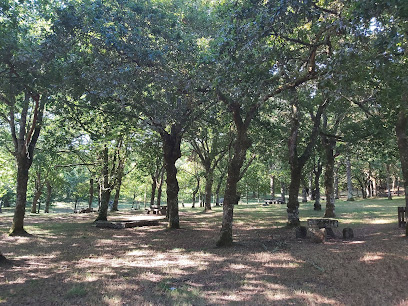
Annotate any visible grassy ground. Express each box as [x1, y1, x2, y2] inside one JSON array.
[[0, 197, 407, 305]]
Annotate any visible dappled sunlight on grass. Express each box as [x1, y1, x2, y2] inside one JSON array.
[[360, 252, 384, 263], [1, 197, 408, 305]]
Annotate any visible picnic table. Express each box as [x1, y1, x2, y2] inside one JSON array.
[[264, 199, 285, 205], [145, 205, 167, 215]]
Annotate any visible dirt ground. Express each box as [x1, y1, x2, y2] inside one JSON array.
[[1, 204, 408, 306]]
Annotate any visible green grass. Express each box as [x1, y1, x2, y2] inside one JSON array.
[[65, 285, 88, 299]]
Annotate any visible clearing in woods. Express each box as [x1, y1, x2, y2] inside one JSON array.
[[0, 198, 407, 305]]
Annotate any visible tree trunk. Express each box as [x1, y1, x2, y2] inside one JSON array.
[[10, 158, 30, 236], [287, 164, 301, 226], [313, 161, 323, 211], [204, 169, 213, 211], [156, 168, 165, 206], [44, 181, 52, 213], [96, 145, 110, 221], [192, 177, 199, 208], [395, 98, 408, 235], [150, 175, 157, 207], [346, 157, 354, 201], [217, 127, 251, 247], [88, 178, 94, 209], [112, 186, 120, 211], [270, 175, 275, 199], [161, 124, 182, 229], [386, 164, 393, 200], [215, 170, 226, 206], [31, 172, 42, 214], [323, 138, 336, 218]]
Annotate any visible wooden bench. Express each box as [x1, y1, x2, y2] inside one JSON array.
[[145, 205, 167, 215], [398, 207, 406, 227]]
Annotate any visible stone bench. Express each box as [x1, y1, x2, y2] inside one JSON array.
[[307, 218, 338, 239]]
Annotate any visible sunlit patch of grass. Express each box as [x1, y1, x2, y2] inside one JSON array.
[[360, 252, 385, 263]]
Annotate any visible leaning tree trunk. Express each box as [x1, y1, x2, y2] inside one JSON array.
[[44, 181, 52, 213], [156, 168, 165, 206], [217, 127, 251, 247], [161, 124, 182, 229], [10, 157, 30, 236], [346, 157, 354, 201], [96, 145, 111, 221], [192, 177, 199, 208], [323, 138, 336, 218], [395, 97, 408, 236]]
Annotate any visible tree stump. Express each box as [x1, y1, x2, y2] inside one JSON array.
[[343, 228, 354, 240], [309, 228, 326, 243], [295, 226, 308, 239]]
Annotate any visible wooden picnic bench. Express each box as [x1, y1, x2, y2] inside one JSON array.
[[145, 205, 167, 215], [398, 207, 406, 227]]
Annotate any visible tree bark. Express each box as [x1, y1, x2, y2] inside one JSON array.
[[287, 164, 302, 226], [313, 160, 323, 211], [346, 157, 354, 201], [156, 168, 165, 206], [395, 97, 408, 235], [204, 168, 213, 211], [323, 138, 336, 218], [192, 176, 199, 208], [215, 170, 226, 206], [270, 174, 275, 199], [386, 164, 393, 200], [150, 175, 157, 207], [10, 158, 30, 235], [217, 126, 251, 246], [96, 145, 110, 221], [44, 181, 52, 213], [31, 171, 42, 214], [160, 124, 182, 229]]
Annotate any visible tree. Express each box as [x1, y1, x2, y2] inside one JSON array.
[[0, 1, 59, 235], [188, 121, 229, 211]]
